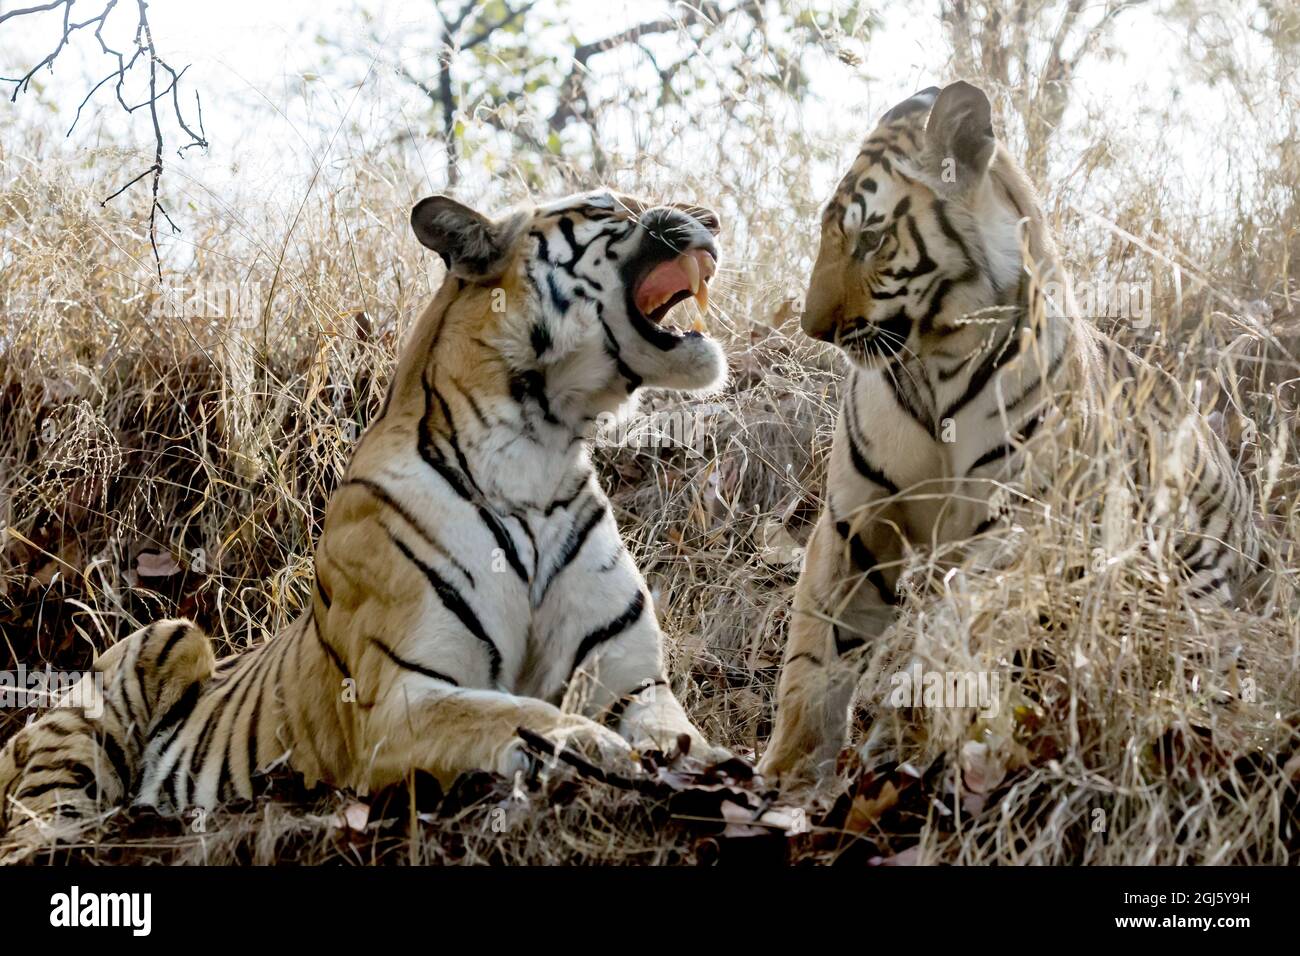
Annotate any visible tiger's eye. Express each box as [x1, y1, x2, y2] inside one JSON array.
[[856, 228, 885, 258]]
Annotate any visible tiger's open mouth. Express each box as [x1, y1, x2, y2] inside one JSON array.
[[632, 248, 716, 332], [837, 311, 912, 362]]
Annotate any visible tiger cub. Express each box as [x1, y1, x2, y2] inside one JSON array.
[[1, 190, 729, 831], [758, 81, 1259, 783]]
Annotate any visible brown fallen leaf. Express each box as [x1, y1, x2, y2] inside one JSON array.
[[845, 780, 900, 834], [27, 539, 83, 589], [136, 550, 182, 577]]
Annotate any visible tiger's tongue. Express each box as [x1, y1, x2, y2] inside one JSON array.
[[635, 258, 692, 318]]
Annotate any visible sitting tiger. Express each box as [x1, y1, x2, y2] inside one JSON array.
[[1, 189, 729, 832], [758, 81, 1260, 783]]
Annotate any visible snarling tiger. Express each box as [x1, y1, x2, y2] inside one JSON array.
[[758, 81, 1260, 783], [1, 190, 729, 833]]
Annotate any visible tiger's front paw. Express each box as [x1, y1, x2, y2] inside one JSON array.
[[503, 716, 637, 777], [657, 733, 734, 767], [550, 716, 635, 769], [493, 738, 535, 778], [756, 738, 830, 788]]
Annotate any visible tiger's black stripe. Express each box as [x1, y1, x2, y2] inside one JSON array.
[[345, 477, 476, 587], [893, 210, 937, 280], [16, 771, 96, 803], [994, 336, 1069, 417], [178, 680, 240, 806], [118, 658, 146, 736], [449, 375, 493, 429], [599, 678, 667, 729], [370, 637, 460, 686], [835, 520, 900, 607], [882, 359, 937, 434], [417, 376, 530, 583], [228, 640, 275, 798], [785, 651, 824, 668], [386, 530, 502, 681], [833, 624, 866, 655], [150, 681, 203, 739], [427, 379, 487, 497], [537, 498, 606, 602], [845, 378, 901, 494], [571, 591, 646, 679], [597, 312, 643, 391], [207, 643, 270, 799], [99, 732, 132, 792], [153, 621, 193, 671], [477, 507, 530, 583], [967, 411, 1046, 474], [312, 612, 351, 678], [940, 321, 1021, 422]]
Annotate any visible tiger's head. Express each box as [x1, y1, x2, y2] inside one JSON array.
[[410, 190, 724, 422], [803, 81, 1060, 369]]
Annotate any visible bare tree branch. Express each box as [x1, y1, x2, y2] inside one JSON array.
[[0, 1, 70, 27], [365, 0, 802, 185], [940, 0, 1149, 181], [3, 0, 116, 99], [461, 0, 538, 51], [1, 0, 208, 279], [548, 1, 740, 136]]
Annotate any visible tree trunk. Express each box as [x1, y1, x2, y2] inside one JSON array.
[[437, 25, 458, 186]]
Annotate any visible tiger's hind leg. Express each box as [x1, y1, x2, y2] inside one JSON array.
[[0, 619, 214, 839]]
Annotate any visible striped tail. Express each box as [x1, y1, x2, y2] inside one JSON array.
[[0, 619, 215, 837]]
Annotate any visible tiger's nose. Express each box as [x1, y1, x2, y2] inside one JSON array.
[[641, 208, 717, 258], [801, 312, 834, 342], [805, 321, 837, 342], [801, 299, 846, 342], [799, 267, 845, 342]]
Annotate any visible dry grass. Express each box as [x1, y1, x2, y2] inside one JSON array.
[[3, 32, 1300, 863]]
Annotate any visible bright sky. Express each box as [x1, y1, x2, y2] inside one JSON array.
[[0, 1, 1278, 223]]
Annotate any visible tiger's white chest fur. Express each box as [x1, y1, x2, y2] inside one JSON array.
[[828, 314, 1068, 539], [343, 374, 654, 704]]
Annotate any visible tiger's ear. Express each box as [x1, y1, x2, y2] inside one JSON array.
[[925, 81, 996, 192], [880, 85, 941, 125], [410, 196, 525, 280]]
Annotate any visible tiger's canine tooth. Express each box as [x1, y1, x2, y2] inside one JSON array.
[[681, 253, 701, 294]]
